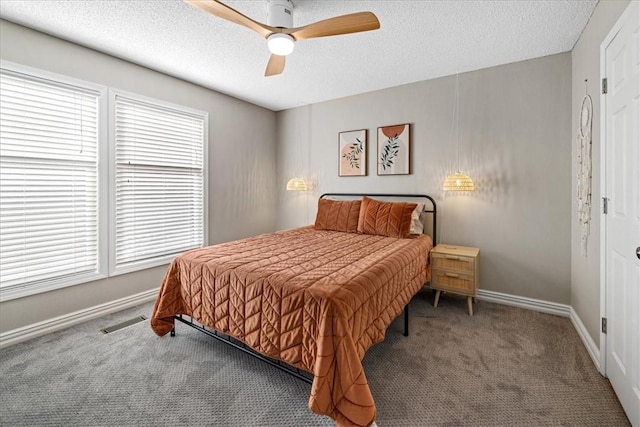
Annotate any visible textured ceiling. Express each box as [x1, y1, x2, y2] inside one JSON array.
[[0, 0, 597, 111]]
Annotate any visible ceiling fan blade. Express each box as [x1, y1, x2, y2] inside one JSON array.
[[184, 0, 276, 39], [286, 11, 380, 41], [265, 54, 286, 77]]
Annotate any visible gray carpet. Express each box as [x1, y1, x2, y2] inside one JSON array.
[[0, 289, 630, 426]]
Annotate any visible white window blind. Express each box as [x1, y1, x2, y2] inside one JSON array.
[[113, 95, 205, 273], [0, 69, 102, 294]]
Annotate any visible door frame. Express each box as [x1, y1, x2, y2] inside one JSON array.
[[598, 0, 637, 377]]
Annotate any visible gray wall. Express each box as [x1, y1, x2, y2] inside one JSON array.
[[276, 53, 572, 304], [0, 20, 277, 332], [570, 0, 630, 347]]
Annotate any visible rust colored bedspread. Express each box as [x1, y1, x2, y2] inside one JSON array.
[[151, 226, 432, 426]]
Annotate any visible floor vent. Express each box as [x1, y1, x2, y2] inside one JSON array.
[[100, 315, 147, 334]]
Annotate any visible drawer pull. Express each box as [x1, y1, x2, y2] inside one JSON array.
[[445, 255, 461, 260], [445, 273, 459, 278]]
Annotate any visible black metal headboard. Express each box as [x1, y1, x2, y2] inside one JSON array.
[[319, 193, 437, 244]]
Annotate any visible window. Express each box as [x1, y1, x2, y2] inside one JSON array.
[[0, 62, 208, 301], [0, 64, 106, 300], [110, 92, 207, 275]]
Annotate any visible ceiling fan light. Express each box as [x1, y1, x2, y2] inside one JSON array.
[[267, 33, 295, 56]]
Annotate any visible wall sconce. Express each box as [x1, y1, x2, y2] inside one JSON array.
[[444, 72, 475, 192], [286, 177, 307, 191]]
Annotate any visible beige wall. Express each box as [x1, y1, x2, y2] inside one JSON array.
[[570, 0, 630, 347], [0, 20, 277, 332], [276, 53, 573, 304]]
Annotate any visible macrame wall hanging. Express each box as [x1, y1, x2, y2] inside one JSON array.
[[577, 80, 593, 257]]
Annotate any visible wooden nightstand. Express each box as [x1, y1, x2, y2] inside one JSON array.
[[430, 244, 480, 315]]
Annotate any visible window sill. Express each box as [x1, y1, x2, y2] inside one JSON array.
[[0, 271, 108, 303]]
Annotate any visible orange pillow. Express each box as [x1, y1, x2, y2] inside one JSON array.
[[357, 196, 417, 238], [314, 198, 361, 233]]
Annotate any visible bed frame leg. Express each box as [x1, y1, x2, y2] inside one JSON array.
[[403, 305, 409, 337], [170, 328, 175, 337]]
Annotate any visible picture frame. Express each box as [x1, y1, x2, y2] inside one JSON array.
[[338, 129, 367, 176], [377, 123, 410, 175]]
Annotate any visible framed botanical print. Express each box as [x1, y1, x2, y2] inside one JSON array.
[[377, 123, 410, 175], [338, 129, 367, 176]]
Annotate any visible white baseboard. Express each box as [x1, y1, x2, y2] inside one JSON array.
[[0, 288, 158, 349], [476, 289, 601, 373], [477, 289, 571, 317], [1, 287, 602, 376], [569, 307, 601, 372]]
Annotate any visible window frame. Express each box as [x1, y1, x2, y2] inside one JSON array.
[[107, 88, 209, 277], [0, 61, 209, 301], [0, 60, 109, 302]]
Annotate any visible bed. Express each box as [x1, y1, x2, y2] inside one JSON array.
[[151, 194, 436, 426]]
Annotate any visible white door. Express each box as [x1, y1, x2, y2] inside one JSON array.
[[603, 2, 640, 426]]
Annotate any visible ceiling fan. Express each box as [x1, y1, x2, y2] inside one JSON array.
[[185, 0, 380, 76]]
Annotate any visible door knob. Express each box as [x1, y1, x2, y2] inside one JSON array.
[[637, 246, 640, 260]]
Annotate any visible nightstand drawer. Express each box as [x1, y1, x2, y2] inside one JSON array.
[[431, 253, 474, 274], [432, 270, 475, 295]]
